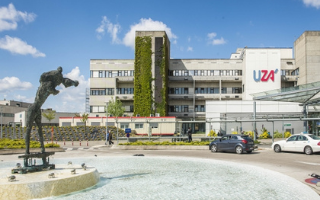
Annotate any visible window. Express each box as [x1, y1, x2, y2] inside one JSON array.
[[135, 124, 143, 129], [106, 71, 112, 77], [232, 87, 242, 94], [221, 88, 227, 94], [121, 123, 129, 129], [106, 88, 114, 95], [92, 71, 99, 78], [118, 71, 122, 76], [124, 70, 128, 76], [99, 71, 105, 78]]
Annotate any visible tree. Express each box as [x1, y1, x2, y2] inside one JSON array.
[[106, 97, 125, 117], [42, 110, 56, 126], [75, 113, 89, 137]]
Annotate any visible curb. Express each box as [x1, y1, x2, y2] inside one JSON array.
[[0, 148, 65, 155]]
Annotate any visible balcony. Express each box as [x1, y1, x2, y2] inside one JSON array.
[[116, 77, 134, 82], [281, 75, 298, 82], [116, 95, 134, 101]]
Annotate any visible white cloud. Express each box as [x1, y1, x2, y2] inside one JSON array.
[[207, 32, 227, 45], [188, 37, 191, 42], [303, 0, 320, 9], [0, 3, 36, 32], [187, 47, 193, 52], [0, 76, 32, 93], [123, 18, 178, 49], [96, 16, 121, 43], [0, 35, 46, 57]]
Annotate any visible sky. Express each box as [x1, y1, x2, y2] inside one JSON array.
[[0, 0, 320, 113]]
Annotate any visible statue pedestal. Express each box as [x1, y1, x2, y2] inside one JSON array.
[[12, 152, 55, 174]]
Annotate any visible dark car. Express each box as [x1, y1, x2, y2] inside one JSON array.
[[209, 134, 254, 154]]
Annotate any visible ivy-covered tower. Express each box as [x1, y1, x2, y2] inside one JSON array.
[[134, 31, 170, 117]]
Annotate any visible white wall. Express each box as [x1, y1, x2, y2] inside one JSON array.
[[243, 49, 292, 100]]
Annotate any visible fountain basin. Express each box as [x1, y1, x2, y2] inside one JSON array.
[[0, 164, 99, 200]]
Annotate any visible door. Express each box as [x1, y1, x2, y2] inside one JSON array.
[[283, 135, 298, 151], [218, 135, 230, 151], [295, 135, 308, 152]]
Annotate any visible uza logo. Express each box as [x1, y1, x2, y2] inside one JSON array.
[[253, 69, 278, 82]]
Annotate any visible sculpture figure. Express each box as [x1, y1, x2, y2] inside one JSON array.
[[25, 67, 78, 154]]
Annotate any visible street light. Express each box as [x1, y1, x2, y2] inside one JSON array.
[[0, 106, 2, 139], [105, 102, 108, 145]]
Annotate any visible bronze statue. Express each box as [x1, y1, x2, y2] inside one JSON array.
[[25, 67, 78, 154]]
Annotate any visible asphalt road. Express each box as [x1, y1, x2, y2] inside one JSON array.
[[2, 143, 320, 196]]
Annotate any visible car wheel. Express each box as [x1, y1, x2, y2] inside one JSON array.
[[246, 150, 252, 154], [211, 144, 217, 153], [235, 146, 243, 154], [304, 146, 313, 155], [274, 144, 281, 153]]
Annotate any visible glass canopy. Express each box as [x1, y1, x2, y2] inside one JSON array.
[[251, 81, 320, 105]]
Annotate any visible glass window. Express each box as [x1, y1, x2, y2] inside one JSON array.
[[221, 88, 227, 94], [135, 124, 143, 129], [99, 71, 105, 78], [92, 71, 99, 78], [287, 135, 298, 141]]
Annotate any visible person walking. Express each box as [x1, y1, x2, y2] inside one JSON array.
[[108, 130, 114, 145], [187, 127, 192, 142]]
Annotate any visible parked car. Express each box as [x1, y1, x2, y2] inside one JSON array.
[[209, 134, 255, 154], [272, 133, 320, 155]]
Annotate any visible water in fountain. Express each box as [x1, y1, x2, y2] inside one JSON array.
[[2, 156, 318, 200]]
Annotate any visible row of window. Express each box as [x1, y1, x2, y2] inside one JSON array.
[[168, 105, 205, 112], [91, 69, 243, 78], [91, 88, 134, 95], [90, 105, 134, 113], [0, 113, 14, 117], [281, 69, 299, 76], [90, 105, 205, 113], [92, 87, 242, 96], [168, 87, 242, 94], [91, 70, 135, 78], [91, 89, 115, 96], [169, 70, 242, 76]]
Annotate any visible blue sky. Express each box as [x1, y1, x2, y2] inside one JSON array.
[[0, 0, 320, 113]]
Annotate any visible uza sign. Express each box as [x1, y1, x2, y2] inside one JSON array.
[[253, 69, 278, 82]]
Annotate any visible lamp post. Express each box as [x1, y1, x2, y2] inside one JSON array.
[[105, 102, 108, 145], [0, 106, 2, 139], [193, 78, 195, 121]]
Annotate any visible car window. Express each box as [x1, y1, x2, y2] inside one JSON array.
[[287, 135, 298, 141], [221, 136, 228, 140], [231, 136, 238, 140], [297, 136, 307, 141], [309, 135, 320, 140]]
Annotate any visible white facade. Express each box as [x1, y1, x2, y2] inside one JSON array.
[[59, 116, 179, 136], [206, 100, 304, 135], [89, 31, 320, 135]]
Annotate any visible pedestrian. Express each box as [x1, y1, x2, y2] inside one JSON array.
[[108, 130, 114, 145], [187, 127, 192, 142], [105, 131, 109, 145]]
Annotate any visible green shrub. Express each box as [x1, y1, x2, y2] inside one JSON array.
[[259, 132, 270, 139], [119, 140, 210, 146], [208, 130, 217, 137], [45, 143, 60, 148], [244, 131, 254, 138], [284, 131, 291, 138], [273, 130, 283, 138]]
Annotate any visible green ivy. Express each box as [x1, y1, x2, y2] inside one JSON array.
[[134, 36, 153, 116], [156, 35, 169, 116]]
